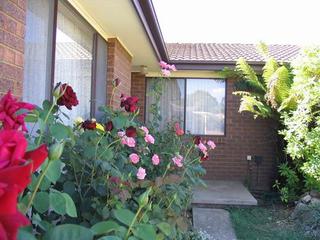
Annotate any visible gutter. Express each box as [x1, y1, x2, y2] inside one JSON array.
[[131, 0, 169, 62]]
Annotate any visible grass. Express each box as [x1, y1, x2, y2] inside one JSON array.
[[229, 206, 313, 240]]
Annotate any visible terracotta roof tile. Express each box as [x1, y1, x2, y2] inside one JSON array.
[[166, 43, 300, 63]]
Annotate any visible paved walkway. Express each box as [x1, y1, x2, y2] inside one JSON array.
[[192, 181, 257, 239], [193, 180, 257, 207], [193, 208, 237, 240]]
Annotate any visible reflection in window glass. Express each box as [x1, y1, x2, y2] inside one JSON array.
[[146, 79, 185, 129], [54, 1, 94, 122], [186, 79, 225, 135]]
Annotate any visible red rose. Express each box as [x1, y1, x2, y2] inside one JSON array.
[[174, 123, 184, 136], [82, 120, 96, 130], [193, 136, 201, 145], [0, 211, 30, 240], [200, 152, 209, 161], [57, 84, 79, 110], [0, 130, 48, 240], [120, 95, 139, 113], [125, 126, 137, 138], [0, 91, 35, 132], [105, 121, 114, 132]]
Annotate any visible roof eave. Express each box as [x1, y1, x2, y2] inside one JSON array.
[[131, 0, 169, 62], [172, 61, 266, 71]]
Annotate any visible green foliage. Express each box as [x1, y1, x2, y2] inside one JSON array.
[[233, 43, 294, 119], [273, 163, 301, 203], [20, 73, 208, 239], [281, 47, 320, 191]]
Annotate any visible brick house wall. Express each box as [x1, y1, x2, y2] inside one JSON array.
[[131, 72, 146, 122], [0, 0, 26, 98], [131, 77, 277, 191], [107, 38, 132, 109]]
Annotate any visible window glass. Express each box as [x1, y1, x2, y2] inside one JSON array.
[[146, 79, 185, 129], [186, 79, 225, 135], [146, 78, 226, 135], [54, 1, 94, 122], [23, 0, 54, 104], [93, 34, 107, 119]]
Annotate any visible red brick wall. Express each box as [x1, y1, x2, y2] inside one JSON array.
[[107, 38, 132, 109], [0, 0, 26, 98], [132, 76, 277, 191], [131, 72, 146, 122], [201, 79, 277, 191]]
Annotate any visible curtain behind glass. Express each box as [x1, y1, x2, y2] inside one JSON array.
[[23, 0, 53, 105], [94, 35, 107, 119], [186, 79, 225, 135], [54, 1, 94, 122], [146, 78, 185, 129]]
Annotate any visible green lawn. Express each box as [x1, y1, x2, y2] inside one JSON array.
[[229, 206, 312, 240]]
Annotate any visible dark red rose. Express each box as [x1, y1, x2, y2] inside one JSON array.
[[0, 91, 35, 132], [125, 126, 137, 138], [0, 211, 30, 240], [113, 78, 121, 87], [193, 136, 201, 145], [200, 152, 209, 161], [109, 176, 121, 184], [105, 121, 114, 132], [120, 95, 139, 113], [82, 120, 96, 130], [57, 83, 79, 110]]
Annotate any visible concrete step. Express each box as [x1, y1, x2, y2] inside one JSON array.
[[192, 180, 258, 207], [193, 207, 237, 240]]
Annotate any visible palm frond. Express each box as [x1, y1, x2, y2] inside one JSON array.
[[236, 57, 266, 92], [266, 66, 291, 108]]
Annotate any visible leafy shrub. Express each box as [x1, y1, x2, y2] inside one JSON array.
[[281, 47, 320, 191], [0, 61, 214, 239]]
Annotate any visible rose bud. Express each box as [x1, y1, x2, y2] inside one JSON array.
[[49, 142, 65, 161], [105, 121, 114, 132]]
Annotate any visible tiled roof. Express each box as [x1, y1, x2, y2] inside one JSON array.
[[166, 43, 300, 64]]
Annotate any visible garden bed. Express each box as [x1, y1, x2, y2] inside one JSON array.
[[229, 205, 313, 240]]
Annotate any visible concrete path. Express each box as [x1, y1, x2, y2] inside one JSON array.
[[193, 180, 257, 207], [193, 208, 237, 240]]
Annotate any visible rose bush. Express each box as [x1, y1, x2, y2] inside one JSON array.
[[0, 61, 215, 240]]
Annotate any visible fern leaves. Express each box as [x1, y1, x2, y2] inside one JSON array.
[[236, 58, 266, 92]]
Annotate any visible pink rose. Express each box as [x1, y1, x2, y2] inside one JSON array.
[[144, 134, 155, 144], [137, 167, 146, 180], [140, 126, 149, 135], [207, 140, 216, 150], [129, 153, 140, 164], [169, 64, 177, 71], [198, 142, 207, 154], [152, 154, 160, 165], [161, 69, 171, 77], [159, 61, 169, 69], [126, 137, 136, 147], [172, 155, 183, 167], [118, 131, 125, 137]]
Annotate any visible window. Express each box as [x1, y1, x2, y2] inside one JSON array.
[[23, 0, 55, 105], [23, 0, 107, 122], [146, 78, 226, 135]]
